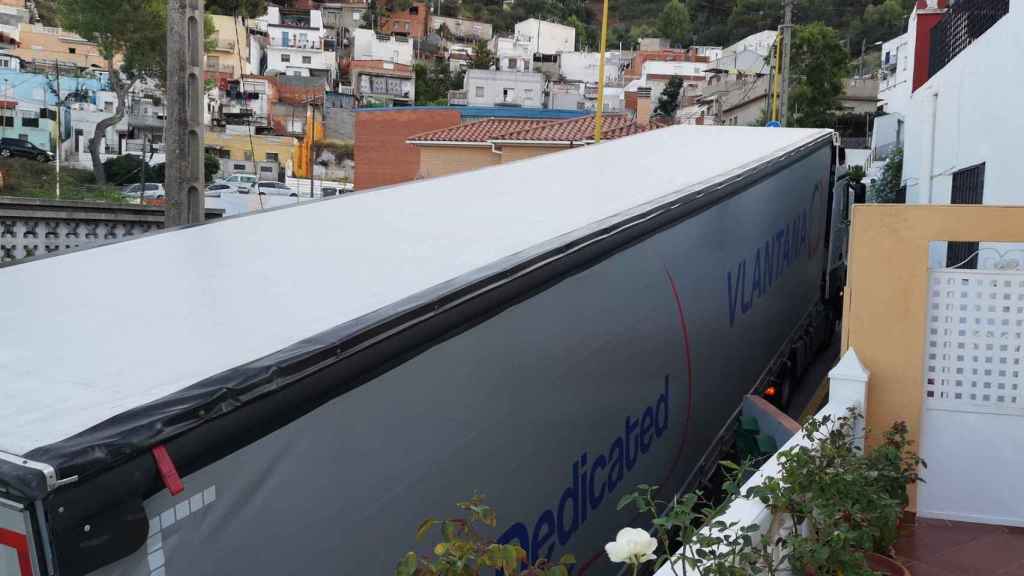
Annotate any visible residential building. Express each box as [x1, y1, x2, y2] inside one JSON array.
[[514, 19, 575, 56], [463, 69, 545, 108], [431, 16, 492, 42], [205, 129, 298, 178], [638, 38, 671, 51], [0, 1, 28, 28], [68, 90, 127, 166], [351, 28, 413, 66], [7, 24, 113, 71], [639, 60, 708, 106], [493, 36, 533, 72], [694, 73, 770, 126], [900, 0, 1016, 269], [839, 78, 880, 115], [558, 52, 628, 85], [206, 14, 252, 80], [0, 98, 68, 154], [350, 60, 414, 106], [708, 48, 769, 75], [0, 53, 20, 71], [407, 113, 653, 179], [721, 30, 778, 58], [210, 77, 273, 132], [321, 2, 369, 34], [354, 106, 587, 190], [324, 88, 357, 141], [261, 6, 334, 80], [381, 1, 430, 40], [878, 31, 912, 116], [548, 82, 624, 113], [625, 48, 711, 81]]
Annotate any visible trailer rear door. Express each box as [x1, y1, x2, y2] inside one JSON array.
[[0, 498, 39, 576]]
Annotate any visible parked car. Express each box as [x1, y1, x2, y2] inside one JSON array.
[[0, 138, 52, 162], [205, 183, 233, 198], [121, 183, 165, 200], [217, 174, 258, 193], [254, 181, 297, 197]]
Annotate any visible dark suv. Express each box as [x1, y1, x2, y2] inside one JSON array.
[[0, 138, 52, 162]]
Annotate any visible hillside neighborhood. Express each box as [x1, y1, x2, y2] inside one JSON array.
[[0, 0, 917, 201]]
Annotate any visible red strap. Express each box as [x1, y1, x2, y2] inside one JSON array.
[[151, 445, 184, 496]]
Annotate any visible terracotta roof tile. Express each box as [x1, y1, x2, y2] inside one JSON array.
[[493, 114, 648, 143], [407, 118, 555, 143]]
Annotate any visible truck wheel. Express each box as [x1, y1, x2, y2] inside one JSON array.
[[0, 149, 10, 157]]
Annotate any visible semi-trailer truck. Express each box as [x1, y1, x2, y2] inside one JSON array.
[[0, 125, 850, 576]]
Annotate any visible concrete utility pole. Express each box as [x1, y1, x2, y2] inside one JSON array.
[[165, 0, 206, 227], [779, 0, 794, 127]]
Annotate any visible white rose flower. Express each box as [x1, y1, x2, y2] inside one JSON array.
[[605, 527, 658, 565]]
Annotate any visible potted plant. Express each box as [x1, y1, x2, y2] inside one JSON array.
[[752, 408, 922, 576], [396, 495, 575, 576]]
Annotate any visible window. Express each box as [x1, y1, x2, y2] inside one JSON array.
[[302, 55, 312, 64], [0, 116, 12, 127], [68, 47, 76, 54], [244, 150, 254, 161], [21, 113, 38, 128], [233, 163, 247, 170], [265, 152, 279, 162], [503, 88, 515, 102], [353, 11, 362, 21], [260, 165, 274, 173], [475, 86, 484, 98], [946, 163, 986, 269], [281, 53, 291, 63]]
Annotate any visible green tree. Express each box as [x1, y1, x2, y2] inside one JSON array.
[[655, 76, 684, 118], [470, 40, 494, 70], [566, 15, 591, 51], [439, 0, 460, 17], [870, 147, 902, 203], [657, 0, 692, 48], [59, 0, 166, 184], [727, 0, 779, 42], [789, 22, 849, 128], [205, 0, 267, 18], [860, 0, 910, 46]]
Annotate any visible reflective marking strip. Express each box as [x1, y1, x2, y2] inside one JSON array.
[[147, 484, 217, 576], [0, 527, 32, 576]]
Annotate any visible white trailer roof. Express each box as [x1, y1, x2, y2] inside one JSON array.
[[0, 126, 830, 456]]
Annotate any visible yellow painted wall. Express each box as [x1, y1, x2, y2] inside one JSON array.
[[205, 131, 298, 166], [10, 24, 113, 69], [417, 146, 498, 179], [500, 145, 569, 164], [206, 15, 251, 77], [842, 204, 1024, 510]]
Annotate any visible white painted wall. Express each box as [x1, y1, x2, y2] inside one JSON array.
[[493, 37, 533, 72], [878, 31, 912, 117], [464, 69, 545, 108], [514, 18, 575, 55], [902, 7, 1020, 207], [558, 52, 626, 84], [352, 29, 413, 66]]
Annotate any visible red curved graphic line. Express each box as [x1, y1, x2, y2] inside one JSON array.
[[578, 268, 694, 575]]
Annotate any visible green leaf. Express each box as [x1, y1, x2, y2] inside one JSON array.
[[441, 520, 456, 542], [545, 566, 569, 576], [558, 554, 576, 565], [416, 518, 437, 541], [719, 460, 740, 471], [397, 552, 418, 576], [433, 543, 447, 557]]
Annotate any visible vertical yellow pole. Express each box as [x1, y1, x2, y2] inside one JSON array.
[[594, 0, 610, 143]]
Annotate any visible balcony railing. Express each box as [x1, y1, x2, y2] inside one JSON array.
[[929, 0, 1009, 79], [269, 38, 322, 50], [205, 62, 236, 74]]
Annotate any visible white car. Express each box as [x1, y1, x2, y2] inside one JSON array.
[[254, 181, 297, 197], [205, 183, 233, 198], [121, 183, 165, 200], [217, 174, 258, 193]]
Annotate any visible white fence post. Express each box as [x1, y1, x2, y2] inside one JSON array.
[[827, 348, 870, 448]]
